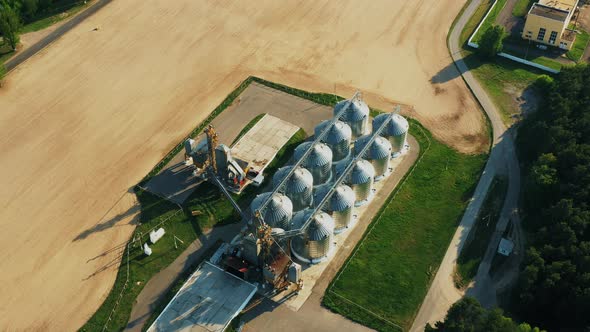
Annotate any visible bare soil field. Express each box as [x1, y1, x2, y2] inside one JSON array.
[[0, 0, 484, 330]]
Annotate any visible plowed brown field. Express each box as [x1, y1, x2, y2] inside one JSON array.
[[0, 0, 485, 330]]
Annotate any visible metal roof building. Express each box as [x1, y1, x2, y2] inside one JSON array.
[[147, 261, 257, 332]]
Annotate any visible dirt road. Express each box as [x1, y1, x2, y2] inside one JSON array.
[[411, 0, 522, 329], [0, 0, 484, 330]]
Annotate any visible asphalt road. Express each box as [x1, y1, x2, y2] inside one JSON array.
[[410, 0, 523, 330]]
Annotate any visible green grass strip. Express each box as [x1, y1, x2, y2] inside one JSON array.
[[324, 120, 487, 331], [512, 0, 535, 18], [567, 29, 590, 62], [455, 176, 508, 288], [472, 0, 508, 43]]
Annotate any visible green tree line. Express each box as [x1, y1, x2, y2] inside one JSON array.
[[516, 65, 590, 330], [426, 297, 543, 332], [2, 0, 80, 24], [1, 0, 82, 50]]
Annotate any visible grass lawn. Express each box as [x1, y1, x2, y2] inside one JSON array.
[[512, 0, 535, 17], [472, 0, 508, 43], [455, 176, 508, 289], [323, 120, 488, 331], [461, 0, 544, 125], [567, 29, 590, 62], [20, 0, 90, 34]]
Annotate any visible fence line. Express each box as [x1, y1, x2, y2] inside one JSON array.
[[327, 289, 404, 331], [100, 208, 183, 331], [467, 0, 561, 74]]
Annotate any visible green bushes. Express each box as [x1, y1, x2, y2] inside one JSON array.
[[478, 25, 506, 58]]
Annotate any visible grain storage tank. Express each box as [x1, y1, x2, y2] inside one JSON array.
[[354, 135, 392, 180], [273, 166, 314, 211], [332, 151, 351, 177], [294, 142, 333, 185], [329, 185, 356, 233], [312, 184, 355, 232], [372, 113, 409, 154], [291, 210, 335, 263], [334, 98, 370, 138], [314, 120, 352, 162], [250, 192, 293, 230], [312, 184, 331, 209], [349, 159, 375, 206]]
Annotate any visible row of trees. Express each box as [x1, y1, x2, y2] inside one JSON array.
[[515, 64, 590, 330], [426, 298, 543, 332], [2, 0, 79, 23], [0, 2, 21, 50], [1, 0, 80, 50]]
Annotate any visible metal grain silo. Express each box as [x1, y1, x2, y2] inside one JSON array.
[[372, 113, 409, 154], [250, 192, 293, 230], [334, 99, 370, 138], [314, 120, 352, 162], [294, 142, 333, 185], [272, 166, 314, 211], [349, 159, 375, 205], [312, 184, 331, 209], [354, 135, 392, 179], [332, 154, 351, 179], [329, 185, 356, 233], [291, 210, 335, 263]]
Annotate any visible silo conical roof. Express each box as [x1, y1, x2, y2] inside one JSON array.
[[294, 142, 333, 166], [307, 213, 335, 241], [334, 99, 370, 122], [330, 185, 355, 212], [250, 192, 293, 226], [315, 120, 352, 145], [350, 160, 375, 183], [373, 113, 409, 136], [291, 209, 314, 230], [313, 184, 331, 207], [273, 166, 314, 193], [354, 135, 392, 159]]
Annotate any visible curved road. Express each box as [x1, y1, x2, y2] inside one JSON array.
[[411, 0, 522, 330]]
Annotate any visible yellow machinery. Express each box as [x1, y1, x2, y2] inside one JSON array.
[[204, 125, 218, 173]]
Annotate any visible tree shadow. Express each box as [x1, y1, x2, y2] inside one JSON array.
[[430, 53, 482, 84], [73, 187, 140, 242]]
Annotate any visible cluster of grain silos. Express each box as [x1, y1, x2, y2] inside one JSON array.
[[249, 95, 409, 265]]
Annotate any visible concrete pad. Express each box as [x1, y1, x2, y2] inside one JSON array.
[[231, 114, 299, 173], [142, 83, 327, 204]]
